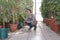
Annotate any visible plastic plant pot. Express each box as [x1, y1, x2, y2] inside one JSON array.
[[0, 28, 8, 39]]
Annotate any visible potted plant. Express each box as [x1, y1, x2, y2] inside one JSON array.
[[41, 0, 51, 23], [17, 0, 33, 29], [7, 0, 18, 32], [54, 13, 60, 32], [41, 0, 57, 22], [41, 0, 60, 32], [0, 0, 8, 39], [46, 1, 56, 27], [50, 0, 60, 32]]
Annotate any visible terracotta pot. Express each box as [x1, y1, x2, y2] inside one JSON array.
[[9, 24, 17, 32], [49, 21, 53, 27], [52, 24, 59, 32], [47, 19, 55, 27], [46, 18, 51, 26], [47, 19, 51, 26], [0, 25, 2, 28]]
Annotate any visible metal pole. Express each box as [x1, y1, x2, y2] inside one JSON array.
[[35, 0, 36, 17]]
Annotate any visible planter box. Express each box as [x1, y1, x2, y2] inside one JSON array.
[[9, 24, 17, 32], [0, 28, 8, 39]]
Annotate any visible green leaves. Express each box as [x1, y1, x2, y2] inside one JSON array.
[[41, 0, 60, 24], [41, 0, 60, 18], [0, 0, 33, 24]]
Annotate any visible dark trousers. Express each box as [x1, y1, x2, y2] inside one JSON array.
[[26, 23, 37, 30]]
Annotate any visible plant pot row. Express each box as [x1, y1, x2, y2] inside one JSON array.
[[0, 23, 22, 39], [0, 23, 22, 32], [8, 23, 22, 32], [44, 18, 60, 32]]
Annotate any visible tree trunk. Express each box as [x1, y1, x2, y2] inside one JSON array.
[[2, 6, 5, 27], [15, 9, 18, 23], [12, 7, 15, 24]]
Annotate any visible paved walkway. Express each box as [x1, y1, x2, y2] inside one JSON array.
[[7, 22, 60, 40]]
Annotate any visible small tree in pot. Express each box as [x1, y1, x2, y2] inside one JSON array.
[[0, 0, 8, 39], [41, 0, 57, 22], [17, 0, 33, 29], [7, 0, 18, 32], [41, 0, 51, 23]]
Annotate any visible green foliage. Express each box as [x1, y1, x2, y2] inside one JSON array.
[[0, 0, 33, 24], [18, 14, 24, 23], [0, 13, 2, 25], [41, 0, 49, 18], [41, 0, 60, 24]]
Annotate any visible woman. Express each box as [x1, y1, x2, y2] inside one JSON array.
[[24, 8, 37, 31]]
